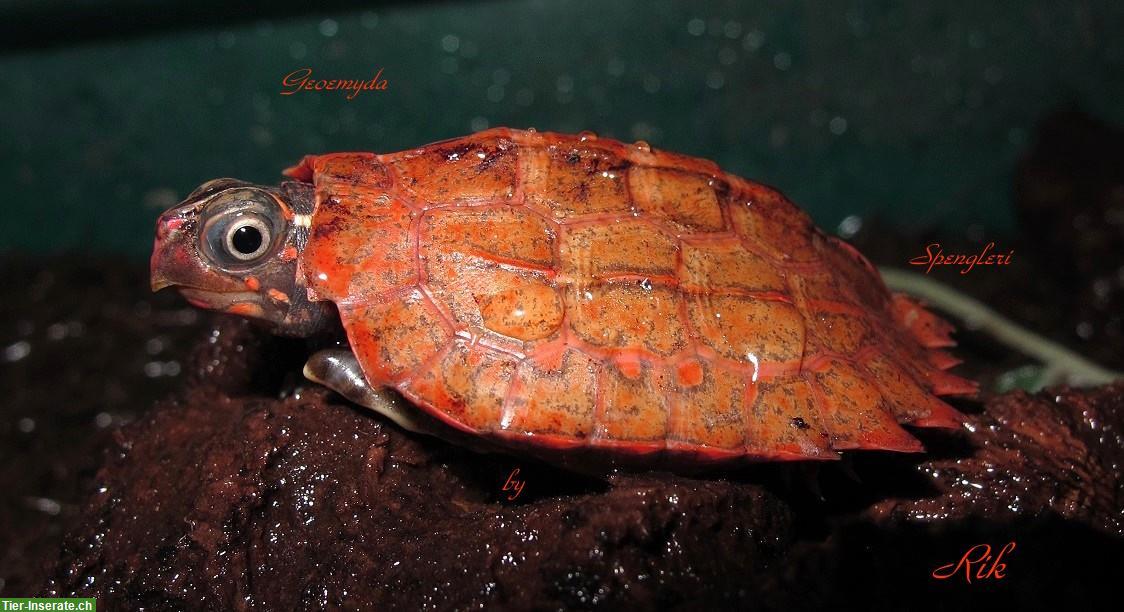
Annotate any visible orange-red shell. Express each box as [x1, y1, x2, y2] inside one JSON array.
[[286, 128, 975, 463]]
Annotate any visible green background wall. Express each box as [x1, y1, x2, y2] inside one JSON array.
[[2, 0, 1121, 256]]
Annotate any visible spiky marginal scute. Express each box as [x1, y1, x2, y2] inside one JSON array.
[[285, 128, 976, 464]]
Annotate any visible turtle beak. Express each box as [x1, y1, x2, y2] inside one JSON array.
[[150, 213, 190, 292], [150, 273, 173, 292]]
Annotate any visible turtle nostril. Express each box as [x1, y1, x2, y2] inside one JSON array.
[[157, 217, 185, 239]]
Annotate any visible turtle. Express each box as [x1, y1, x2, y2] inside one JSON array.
[[150, 128, 976, 466]]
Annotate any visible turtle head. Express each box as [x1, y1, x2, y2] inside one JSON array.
[[150, 178, 330, 337]]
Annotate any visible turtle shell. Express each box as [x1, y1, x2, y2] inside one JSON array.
[[284, 128, 975, 463]]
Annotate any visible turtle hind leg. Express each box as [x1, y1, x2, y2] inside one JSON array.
[[303, 348, 431, 434]]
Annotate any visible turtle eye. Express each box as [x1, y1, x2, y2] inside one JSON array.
[[225, 216, 270, 260], [199, 189, 285, 268]]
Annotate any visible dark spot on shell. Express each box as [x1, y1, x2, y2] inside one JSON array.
[[319, 196, 345, 210], [311, 215, 347, 239], [709, 177, 730, 199], [475, 147, 507, 173], [440, 143, 473, 162], [575, 182, 590, 202]]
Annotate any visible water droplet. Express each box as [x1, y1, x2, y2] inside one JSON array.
[[29, 497, 61, 516], [318, 18, 339, 37], [46, 323, 66, 340], [743, 30, 765, 51], [440, 34, 460, 53], [837, 215, 863, 238], [556, 75, 575, 94], [633, 140, 651, 153], [1076, 321, 1093, 339], [773, 52, 793, 71], [579, 131, 598, 142], [3, 341, 30, 362]]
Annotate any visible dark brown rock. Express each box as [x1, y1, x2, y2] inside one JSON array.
[[868, 383, 1124, 535], [0, 256, 203, 595], [756, 384, 1124, 611], [41, 386, 794, 610]]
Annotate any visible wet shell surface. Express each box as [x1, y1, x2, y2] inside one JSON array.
[[284, 128, 975, 463]]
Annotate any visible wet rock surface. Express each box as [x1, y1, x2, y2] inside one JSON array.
[[0, 256, 204, 596], [39, 374, 794, 609], [868, 384, 1124, 535]]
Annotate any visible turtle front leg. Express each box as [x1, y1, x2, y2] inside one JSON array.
[[303, 349, 433, 435]]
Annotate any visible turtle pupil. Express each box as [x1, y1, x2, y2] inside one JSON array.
[[232, 225, 263, 255]]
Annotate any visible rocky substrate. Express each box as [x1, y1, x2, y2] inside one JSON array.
[[23, 312, 1123, 610]]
